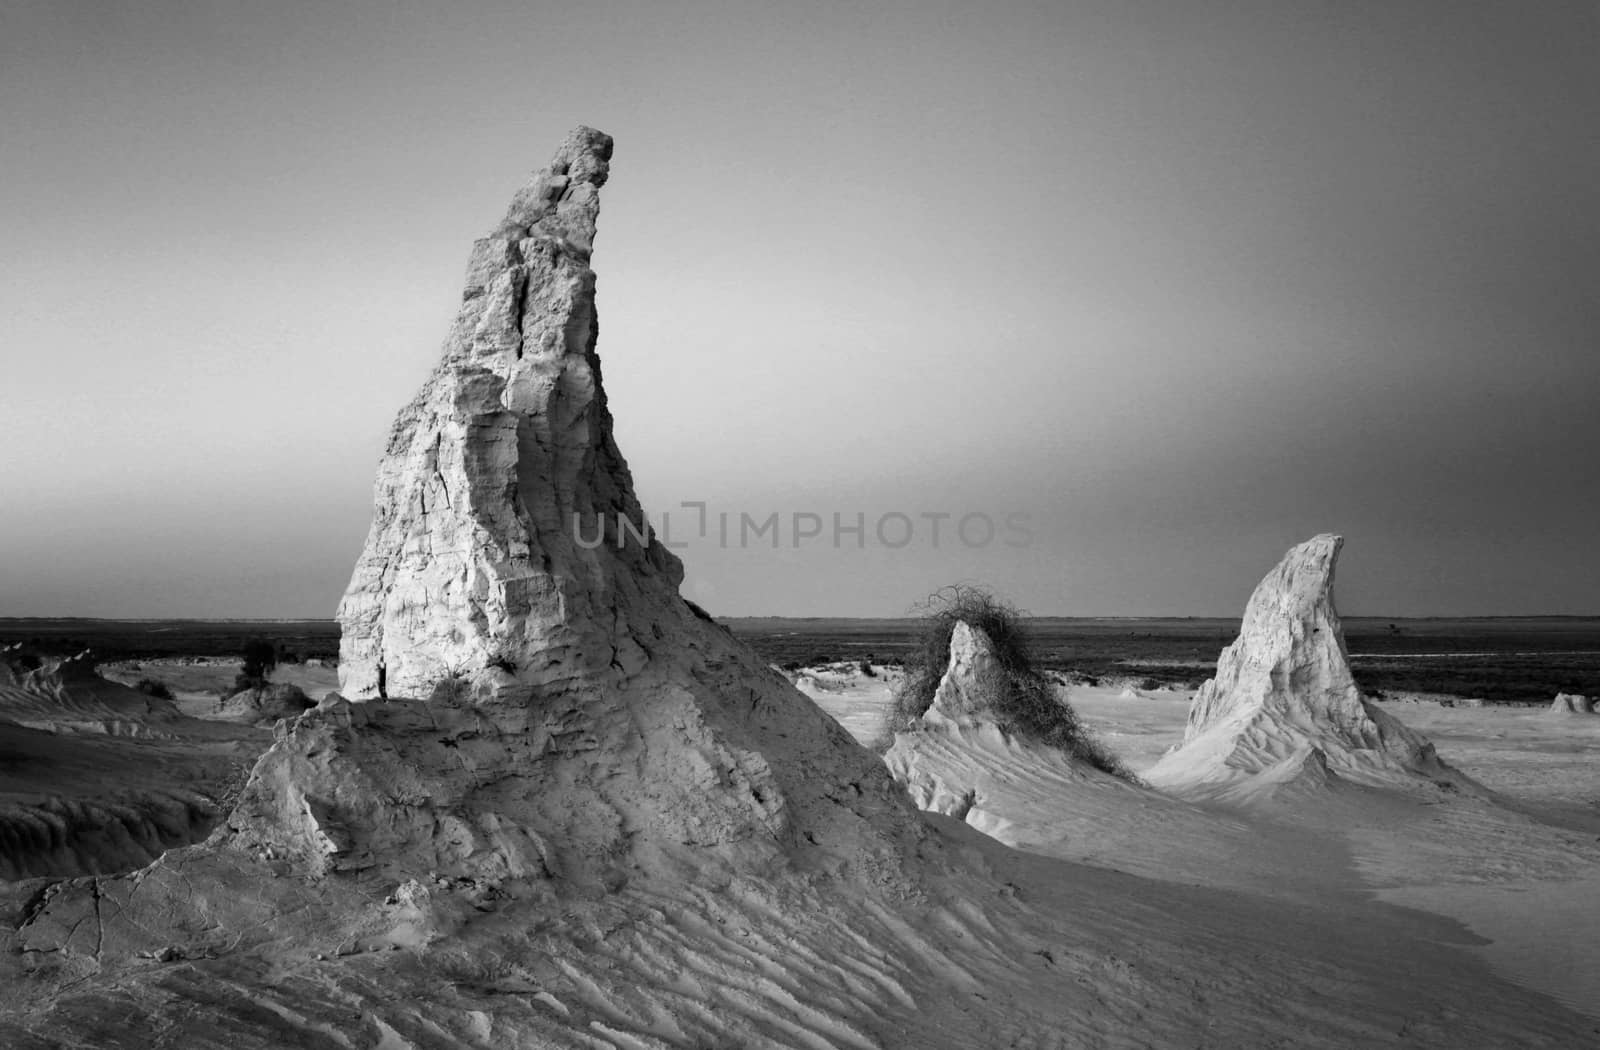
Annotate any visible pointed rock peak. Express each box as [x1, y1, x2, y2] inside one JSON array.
[[337, 126, 688, 703], [924, 621, 1003, 726], [240, 125, 921, 890], [1236, 532, 1342, 634], [1185, 532, 1353, 738], [1148, 535, 1476, 797]]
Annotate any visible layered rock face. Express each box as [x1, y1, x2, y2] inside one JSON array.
[[308, 126, 912, 887], [337, 127, 680, 704], [0, 647, 181, 732], [1146, 535, 1471, 796], [0, 648, 239, 878]]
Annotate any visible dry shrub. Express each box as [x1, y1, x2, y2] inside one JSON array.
[[886, 585, 1139, 782], [135, 677, 174, 701]]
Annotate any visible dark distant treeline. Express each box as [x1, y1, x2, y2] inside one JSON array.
[[0, 619, 340, 663], [2, 615, 1594, 705], [723, 616, 1600, 705]]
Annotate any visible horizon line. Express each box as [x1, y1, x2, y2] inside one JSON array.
[[4, 613, 1599, 625]]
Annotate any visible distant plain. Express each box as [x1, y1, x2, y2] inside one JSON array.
[[4, 615, 1595, 705]]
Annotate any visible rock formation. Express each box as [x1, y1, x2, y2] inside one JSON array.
[[296, 125, 910, 888], [14, 126, 919, 959], [0, 648, 253, 878], [919, 620, 1005, 728], [0, 647, 181, 733], [215, 682, 315, 725], [885, 621, 1140, 845], [336, 125, 673, 704], [1145, 535, 1475, 798], [1548, 692, 1596, 715]]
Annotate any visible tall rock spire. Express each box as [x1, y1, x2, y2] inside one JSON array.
[[1147, 534, 1473, 796], [312, 127, 917, 886], [337, 127, 682, 702]]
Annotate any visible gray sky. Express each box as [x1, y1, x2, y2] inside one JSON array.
[[3, 0, 1596, 618]]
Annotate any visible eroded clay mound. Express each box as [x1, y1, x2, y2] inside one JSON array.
[[214, 683, 316, 725], [886, 622, 1140, 844], [0, 647, 182, 735], [0, 782, 217, 882], [0, 650, 253, 879], [1145, 535, 1476, 799], [1548, 693, 1596, 715]]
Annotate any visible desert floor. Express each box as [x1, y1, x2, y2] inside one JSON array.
[[69, 655, 1600, 1025], [799, 666, 1600, 1024], [6, 650, 1599, 1044], [101, 657, 342, 710]]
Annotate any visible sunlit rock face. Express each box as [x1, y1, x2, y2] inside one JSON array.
[[337, 126, 683, 704], [1146, 534, 1475, 796], [311, 126, 917, 886]]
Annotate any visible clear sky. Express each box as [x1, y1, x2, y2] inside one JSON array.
[[3, 0, 1596, 618]]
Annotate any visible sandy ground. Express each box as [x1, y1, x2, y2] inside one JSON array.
[[101, 657, 343, 709], [0, 662, 273, 880], [0, 658, 1595, 1045], [801, 667, 1600, 1024]]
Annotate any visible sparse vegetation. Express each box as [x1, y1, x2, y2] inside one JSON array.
[[888, 586, 1139, 781], [233, 638, 278, 693], [134, 678, 174, 700]]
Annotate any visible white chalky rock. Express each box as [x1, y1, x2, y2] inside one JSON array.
[[1146, 535, 1475, 797]]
